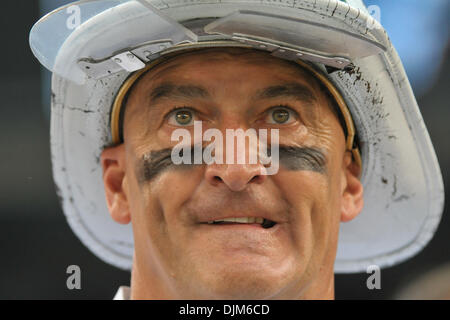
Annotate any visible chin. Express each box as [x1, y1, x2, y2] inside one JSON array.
[[191, 260, 298, 299]]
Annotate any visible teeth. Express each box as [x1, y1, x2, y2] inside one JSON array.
[[208, 217, 266, 224]]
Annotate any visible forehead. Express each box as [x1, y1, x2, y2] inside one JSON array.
[[132, 48, 321, 94]]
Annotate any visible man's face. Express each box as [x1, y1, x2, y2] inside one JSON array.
[[102, 48, 363, 299]]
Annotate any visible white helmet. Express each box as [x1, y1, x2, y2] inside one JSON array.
[[29, 0, 444, 273]]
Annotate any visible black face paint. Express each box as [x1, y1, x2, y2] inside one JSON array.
[[270, 145, 327, 174], [138, 144, 326, 183], [138, 146, 202, 183], [139, 148, 172, 183]]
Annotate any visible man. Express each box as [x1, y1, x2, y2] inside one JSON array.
[[103, 47, 363, 299], [29, 0, 444, 299]]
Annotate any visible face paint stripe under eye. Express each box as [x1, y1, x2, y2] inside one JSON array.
[[139, 146, 205, 183], [274, 146, 327, 174]]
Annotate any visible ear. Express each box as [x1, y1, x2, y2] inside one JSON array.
[[340, 151, 364, 222], [100, 144, 131, 224]]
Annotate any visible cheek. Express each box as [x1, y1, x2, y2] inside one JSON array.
[[124, 156, 162, 236], [155, 168, 203, 221], [132, 164, 204, 241], [272, 168, 341, 255], [125, 159, 204, 266], [274, 170, 331, 223]]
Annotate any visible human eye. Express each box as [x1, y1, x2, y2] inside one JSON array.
[[166, 107, 197, 126], [264, 105, 297, 125]]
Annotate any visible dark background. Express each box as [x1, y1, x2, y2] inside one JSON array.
[[0, 1, 448, 299]]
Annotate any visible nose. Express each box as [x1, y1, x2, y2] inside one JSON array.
[[205, 163, 267, 192], [202, 119, 269, 191]]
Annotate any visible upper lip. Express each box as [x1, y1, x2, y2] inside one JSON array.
[[186, 190, 288, 225], [197, 211, 283, 224]]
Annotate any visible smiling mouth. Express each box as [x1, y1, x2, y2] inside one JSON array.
[[203, 217, 277, 229]]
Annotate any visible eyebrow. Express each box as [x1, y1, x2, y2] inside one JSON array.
[[253, 83, 317, 104], [149, 83, 210, 104], [148, 82, 316, 105]]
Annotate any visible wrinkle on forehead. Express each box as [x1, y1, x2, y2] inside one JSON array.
[[138, 47, 313, 84]]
